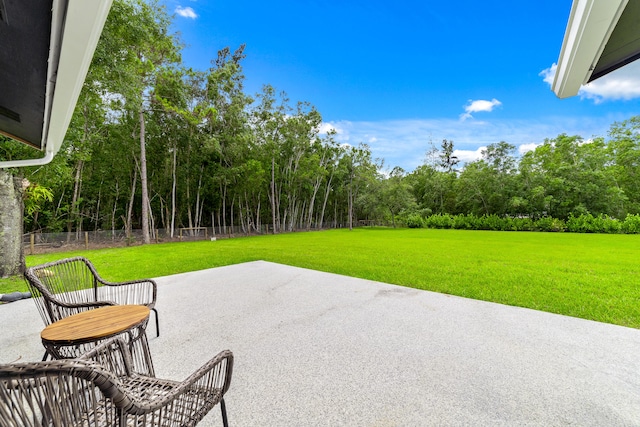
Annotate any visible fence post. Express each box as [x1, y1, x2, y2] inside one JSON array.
[[84, 231, 89, 250], [155, 229, 159, 244], [30, 233, 35, 255]]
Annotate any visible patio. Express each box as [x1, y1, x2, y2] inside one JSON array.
[[2, 260, 640, 426]]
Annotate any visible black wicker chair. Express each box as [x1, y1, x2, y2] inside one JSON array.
[[0, 338, 233, 427], [24, 256, 160, 337]]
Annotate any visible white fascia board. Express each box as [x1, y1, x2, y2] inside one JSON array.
[[552, 0, 628, 98], [0, 0, 113, 168]]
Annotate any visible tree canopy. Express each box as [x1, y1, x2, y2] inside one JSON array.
[[4, 0, 640, 245]]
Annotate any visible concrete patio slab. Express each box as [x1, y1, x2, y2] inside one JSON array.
[[2, 260, 639, 426]]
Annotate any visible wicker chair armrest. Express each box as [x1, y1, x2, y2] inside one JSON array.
[[173, 349, 233, 396], [99, 278, 156, 288], [97, 279, 157, 307], [124, 350, 233, 414], [49, 299, 115, 310], [79, 337, 134, 377], [88, 260, 155, 290]]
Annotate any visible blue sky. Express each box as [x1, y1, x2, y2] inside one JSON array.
[[162, 0, 640, 172]]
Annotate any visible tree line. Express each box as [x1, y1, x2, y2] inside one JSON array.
[[3, 0, 640, 251], [1, 0, 380, 243], [408, 126, 640, 223]]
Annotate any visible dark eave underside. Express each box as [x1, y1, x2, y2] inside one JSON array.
[[589, 0, 640, 82], [0, 0, 52, 149]]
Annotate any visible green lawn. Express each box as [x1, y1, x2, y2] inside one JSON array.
[[3, 228, 639, 328]]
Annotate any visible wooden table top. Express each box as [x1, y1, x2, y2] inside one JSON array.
[[41, 305, 150, 345]]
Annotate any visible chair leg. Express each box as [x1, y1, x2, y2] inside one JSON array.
[[151, 307, 159, 337], [221, 398, 229, 427]]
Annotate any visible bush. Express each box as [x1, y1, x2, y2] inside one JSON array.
[[415, 213, 640, 234], [482, 214, 515, 231], [566, 214, 621, 234], [602, 216, 622, 234], [406, 214, 424, 229], [534, 217, 565, 232], [622, 214, 640, 234], [512, 217, 534, 231], [452, 214, 475, 230], [566, 214, 592, 233], [424, 214, 454, 229]]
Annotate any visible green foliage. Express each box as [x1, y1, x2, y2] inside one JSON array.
[[0, 135, 44, 162], [512, 217, 534, 231], [418, 214, 590, 233], [423, 213, 454, 229], [23, 184, 54, 216], [11, 0, 640, 243], [622, 214, 640, 234], [533, 217, 565, 232], [439, 139, 459, 173], [406, 214, 424, 228], [566, 214, 621, 234]]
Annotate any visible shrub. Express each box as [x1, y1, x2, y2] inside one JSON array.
[[406, 214, 424, 229], [482, 214, 516, 231], [452, 214, 475, 230], [566, 214, 621, 234], [512, 217, 534, 231], [566, 214, 592, 233], [419, 208, 432, 218], [622, 214, 640, 234], [424, 214, 454, 229], [417, 213, 640, 234], [602, 216, 622, 234], [535, 217, 565, 232]]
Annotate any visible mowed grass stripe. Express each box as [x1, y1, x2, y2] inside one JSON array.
[[8, 228, 640, 328]]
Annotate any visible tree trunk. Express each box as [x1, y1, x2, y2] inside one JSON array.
[[348, 174, 354, 231], [170, 144, 177, 238], [125, 168, 137, 239], [194, 166, 204, 230], [319, 172, 333, 229], [230, 196, 235, 235], [111, 181, 119, 237], [67, 159, 84, 241], [94, 180, 102, 232], [0, 171, 24, 277], [270, 156, 277, 234], [139, 108, 150, 244], [306, 174, 323, 231], [186, 176, 193, 232], [220, 181, 227, 235]]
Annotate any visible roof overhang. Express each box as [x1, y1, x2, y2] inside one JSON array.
[[552, 0, 640, 98], [0, 0, 112, 168]]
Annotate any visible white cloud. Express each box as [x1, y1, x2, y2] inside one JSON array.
[[541, 61, 640, 102], [518, 143, 540, 155], [176, 6, 198, 19], [579, 62, 640, 102], [453, 147, 485, 163], [540, 63, 556, 86], [318, 122, 345, 136], [325, 115, 615, 172], [577, 138, 594, 146], [460, 98, 502, 120]]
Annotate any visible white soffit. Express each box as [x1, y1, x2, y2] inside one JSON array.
[[0, 0, 113, 168], [552, 0, 629, 99]]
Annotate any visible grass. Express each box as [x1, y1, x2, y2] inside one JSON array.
[[2, 228, 639, 328]]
